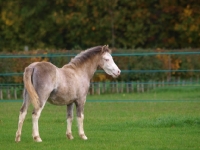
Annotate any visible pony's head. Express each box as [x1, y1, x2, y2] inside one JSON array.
[[99, 45, 121, 78]]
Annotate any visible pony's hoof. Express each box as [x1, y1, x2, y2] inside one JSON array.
[[80, 134, 88, 140], [67, 133, 74, 140], [15, 135, 21, 142], [33, 136, 42, 142]]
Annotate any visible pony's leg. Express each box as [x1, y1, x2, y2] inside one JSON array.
[[32, 105, 44, 142], [66, 103, 74, 140], [75, 101, 87, 140], [15, 90, 30, 142]]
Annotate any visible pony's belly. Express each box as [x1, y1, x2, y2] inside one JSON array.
[[48, 97, 75, 105]]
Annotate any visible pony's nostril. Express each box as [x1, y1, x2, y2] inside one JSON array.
[[118, 70, 121, 75]]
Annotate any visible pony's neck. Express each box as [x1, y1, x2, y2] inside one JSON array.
[[77, 56, 99, 80], [64, 55, 100, 80]]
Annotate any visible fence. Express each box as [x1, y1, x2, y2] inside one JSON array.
[[1, 50, 200, 99], [0, 84, 23, 100], [0, 78, 200, 99], [89, 77, 200, 95]]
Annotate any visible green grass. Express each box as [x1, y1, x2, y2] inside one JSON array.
[[87, 86, 200, 101], [0, 89, 200, 150]]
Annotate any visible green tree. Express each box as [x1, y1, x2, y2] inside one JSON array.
[[1, 0, 200, 51]]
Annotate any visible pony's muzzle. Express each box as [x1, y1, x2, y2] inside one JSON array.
[[113, 69, 121, 78]]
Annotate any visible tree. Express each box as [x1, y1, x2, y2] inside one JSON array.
[[1, 0, 200, 51]]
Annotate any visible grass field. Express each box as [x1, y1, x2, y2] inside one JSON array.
[[0, 88, 200, 150]]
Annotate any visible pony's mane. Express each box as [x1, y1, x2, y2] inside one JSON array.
[[68, 45, 110, 67]]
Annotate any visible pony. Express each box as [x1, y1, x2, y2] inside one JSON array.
[[15, 45, 120, 142]]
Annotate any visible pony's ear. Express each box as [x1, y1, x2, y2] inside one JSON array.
[[101, 45, 111, 53]]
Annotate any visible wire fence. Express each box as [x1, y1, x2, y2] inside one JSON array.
[[1, 50, 200, 100]]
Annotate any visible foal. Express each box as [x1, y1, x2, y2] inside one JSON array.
[[15, 45, 120, 142]]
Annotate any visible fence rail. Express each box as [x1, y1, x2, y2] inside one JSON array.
[[1, 51, 200, 58], [1, 69, 200, 76]]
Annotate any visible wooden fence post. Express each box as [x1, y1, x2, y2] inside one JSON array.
[[126, 82, 129, 93], [116, 82, 119, 93], [153, 82, 156, 90], [97, 82, 100, 95], [14, 87, 17, 99], [131, 82, 134, 93], [0, 87, 3, 100], [7, 87, 11, 99], [91, 83, 94, 95], [120, 82, 124, 93], [162, 80, 165, 87], [182, 80, 185, 86], [178, 77, 180, 86], [102, 82, 105, 94], [137, 81, 140, 93], [190, 77, 193, 85], [141, 83, 144, 93], [112, 82, 115, 93]]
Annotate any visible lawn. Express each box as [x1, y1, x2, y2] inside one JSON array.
[[0, 90, 200, 150], [87, 86, 200, 102]]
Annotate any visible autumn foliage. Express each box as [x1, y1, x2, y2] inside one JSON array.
[[1, 0, 200, 51], [1, 0, 200, 83]]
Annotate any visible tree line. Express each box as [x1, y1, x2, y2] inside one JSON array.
[[1, 0, 200, 51]]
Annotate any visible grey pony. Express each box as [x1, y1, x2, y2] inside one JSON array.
[[15, 45, 120, 142]]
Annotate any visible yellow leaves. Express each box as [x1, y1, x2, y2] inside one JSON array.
[[1, 11, 14, 26], [175, 22, 199, 35], [93, 73, 108, 82], [174, 23, 183, 31], [171, 58, 181, 74], [174, 5, 200, 45], [189, 25, 198, 32], [183, 5, 192, 18], [188, 37, 192, 43], [53, 11, 65, 24], [1, 2, 22, 26], [167, 37, 176, 44], [98, 74, 107, 81], [156, 48, 181, 74], [56, 0, 64, 5], [156, 48, 169, 69], [30, 57, 48, 63]]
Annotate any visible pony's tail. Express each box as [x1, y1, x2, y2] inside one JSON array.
[[23, 67, 40, 109]]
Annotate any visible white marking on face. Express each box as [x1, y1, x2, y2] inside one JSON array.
[[100, 52, 121, 78]]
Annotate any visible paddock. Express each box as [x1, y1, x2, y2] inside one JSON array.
[[0, 88, 199, 149]]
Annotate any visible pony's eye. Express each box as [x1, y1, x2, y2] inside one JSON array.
[[105, 59, 109, 61]]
